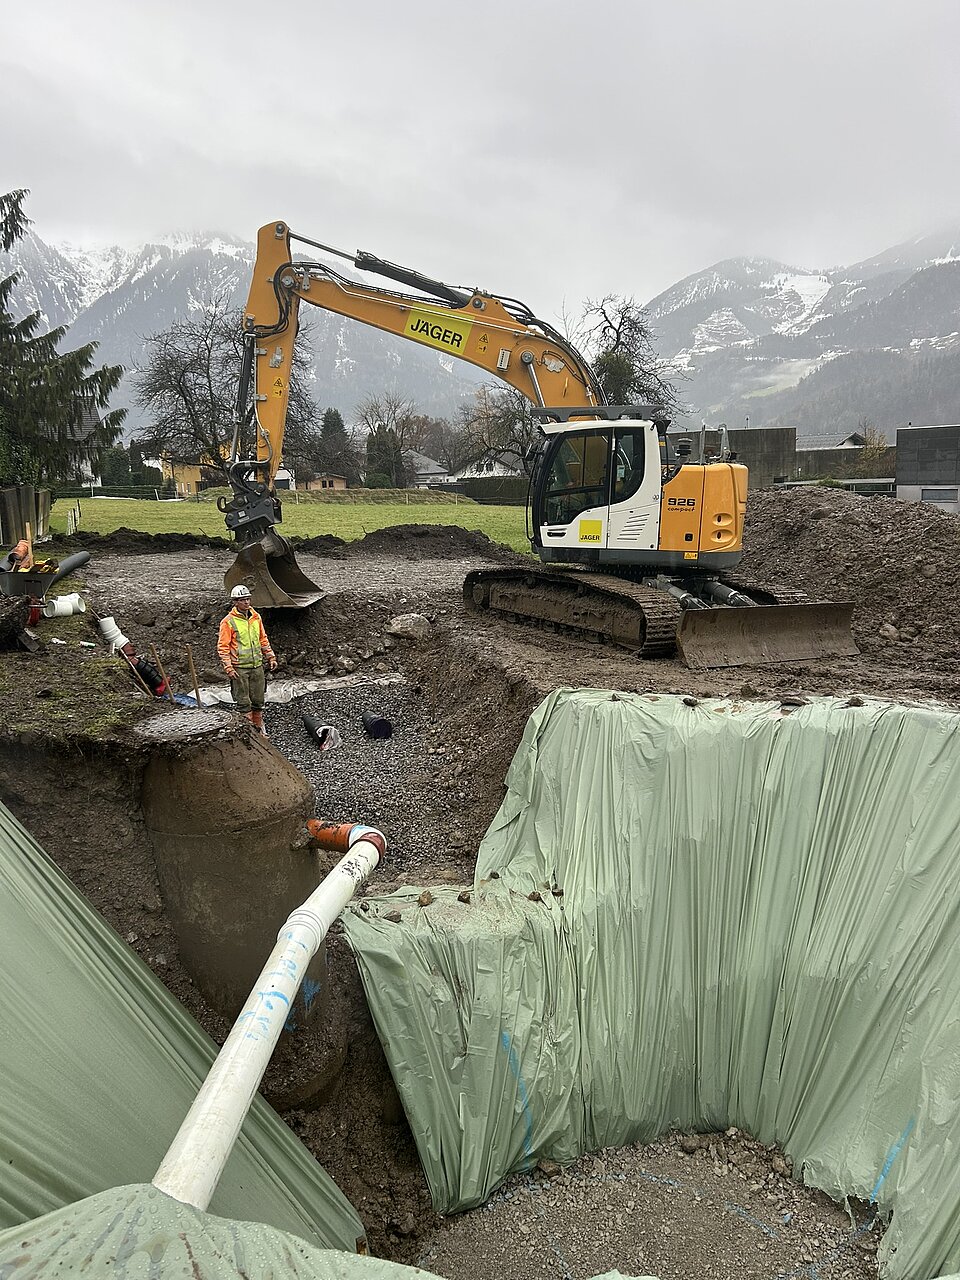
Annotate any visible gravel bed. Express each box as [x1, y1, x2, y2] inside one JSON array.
[[265, 678, 478, 884], [418, 1131, 882, 1280]]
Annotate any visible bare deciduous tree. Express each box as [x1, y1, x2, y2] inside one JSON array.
[[457, 385, 541, 468], [576, 294, 684, 416], [134, 297, 321, 479]]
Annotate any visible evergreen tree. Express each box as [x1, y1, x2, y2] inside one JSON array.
[[0, 189, 125, 483], [321, 406, 345, 434], [99, 445, 131, 486], [364, 425, 406, 488], [319, 406, 361, 484]]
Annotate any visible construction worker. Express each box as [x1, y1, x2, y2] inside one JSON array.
[[217, 584, 277, 734]]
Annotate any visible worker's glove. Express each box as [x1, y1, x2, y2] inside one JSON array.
[[224, 666, 237, 679], [268, 658, 278, 672]]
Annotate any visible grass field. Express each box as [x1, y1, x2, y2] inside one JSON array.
[[50, 496, 531, 553]]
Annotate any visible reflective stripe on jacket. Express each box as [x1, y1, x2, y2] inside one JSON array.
[[217, 607, 275, 670]]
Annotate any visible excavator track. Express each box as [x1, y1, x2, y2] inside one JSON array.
[[464, 567, 681, 659], [464, 566, 859, 669]]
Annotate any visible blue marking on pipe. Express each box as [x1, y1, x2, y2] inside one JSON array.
[[870, 1116, 915, 1202], [256, 988, 289, 1008], [500, 1031, 534, 1165]]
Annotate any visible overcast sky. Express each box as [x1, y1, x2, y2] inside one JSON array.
[[3, 0, 959, 317]]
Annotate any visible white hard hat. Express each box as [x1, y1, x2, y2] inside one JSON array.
[[230, 584, 252, 599]]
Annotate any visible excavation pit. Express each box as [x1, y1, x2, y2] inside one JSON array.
[[6, 517, 960, 1278], [338, 689, 960, 1280]]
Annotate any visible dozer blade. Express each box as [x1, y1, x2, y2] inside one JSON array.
[[224, 541, 324, 609], [676, 601, 858, 670]]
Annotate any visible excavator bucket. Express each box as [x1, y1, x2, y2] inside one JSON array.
[[676, 601, 858, 670], [224, 540, 324, 609]]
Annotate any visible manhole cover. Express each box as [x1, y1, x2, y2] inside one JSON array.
[[133, 706, 236, 742]]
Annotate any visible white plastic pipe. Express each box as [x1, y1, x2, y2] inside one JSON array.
[[42, 592, 85, 618], [151, 825, 384, 1211]]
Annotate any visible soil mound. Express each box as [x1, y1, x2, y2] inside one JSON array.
[[742, 487, 960, 663], [60, 528, 232, 554], [290, 533, 347, 554], [345, 523, 517, 560]]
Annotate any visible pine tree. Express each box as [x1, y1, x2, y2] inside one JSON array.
[[364, 425, 406, 488], [319, 406, 360, 484], [0, 189, 125, 483]]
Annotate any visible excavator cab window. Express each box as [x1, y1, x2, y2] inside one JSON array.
[[612, 429, 646, 504], [543, 430, 610, 526]]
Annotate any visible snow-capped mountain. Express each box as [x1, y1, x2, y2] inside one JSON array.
[[647, 224, 960, 436], [5, 219, 960, 444], [3, 231, 484, 434]]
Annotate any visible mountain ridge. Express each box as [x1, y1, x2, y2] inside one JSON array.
[[5, 221, 960, 442], [646, 224, 960, 438]]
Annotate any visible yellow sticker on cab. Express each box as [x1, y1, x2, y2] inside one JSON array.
[[578, 519, 602, 544], [404, 309, 473, 354]]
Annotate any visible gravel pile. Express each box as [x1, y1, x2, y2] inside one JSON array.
[[419, 1130, 882, 1280], [266, 678, 479, 884]]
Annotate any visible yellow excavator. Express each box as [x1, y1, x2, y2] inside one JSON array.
[[222, 220, 856, 668]]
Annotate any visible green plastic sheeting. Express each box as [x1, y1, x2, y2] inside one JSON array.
[[0, 1185, 423, 1279], [343, 691, 960, 1280], [0, 1184, 651, 1278], [0, 801, 363, 1254]]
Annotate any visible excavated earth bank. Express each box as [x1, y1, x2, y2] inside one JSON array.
[[7, 491, 959, 1276]]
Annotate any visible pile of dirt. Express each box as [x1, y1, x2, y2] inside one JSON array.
[[342, 523, 519, 562], [290, 532, 347, 554], [742, 487, 960, 666], [59, 527, 232, 554]]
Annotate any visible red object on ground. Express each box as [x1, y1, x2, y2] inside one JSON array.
[[27, 605, 41, 626]]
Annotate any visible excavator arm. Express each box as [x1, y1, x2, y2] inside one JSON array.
[[222, 219, 605, 606], [244, 219, 602, 432]]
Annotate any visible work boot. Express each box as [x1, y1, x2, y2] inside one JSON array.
[[251, 710, 267, 737]]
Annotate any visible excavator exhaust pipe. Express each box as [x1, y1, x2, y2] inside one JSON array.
[[676, 601, 858, 670], [224, 535, 324, 610]]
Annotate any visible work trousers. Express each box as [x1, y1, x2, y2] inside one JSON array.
[[231, 664, 266, 713]]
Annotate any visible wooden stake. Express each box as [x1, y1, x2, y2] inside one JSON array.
[[120, 649, 155, 698], [150, 643, 176, 703], [186, 643, 202, 707]]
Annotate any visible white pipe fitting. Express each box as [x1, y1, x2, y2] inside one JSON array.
[[151, 826, 384, 1212], [42, 593, 85, 618], [97, 615, 130, 653]]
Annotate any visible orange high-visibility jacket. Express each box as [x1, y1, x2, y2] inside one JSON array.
[[217, 607, 276, 671]]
